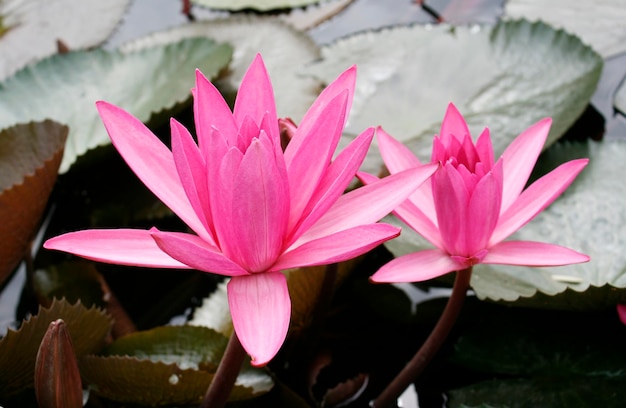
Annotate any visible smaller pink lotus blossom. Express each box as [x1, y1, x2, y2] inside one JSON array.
[[44, 55, 438, 366], [359, 103, 590, 283]]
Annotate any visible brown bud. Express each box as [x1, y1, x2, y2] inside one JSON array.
[[34, 319, 83, 408], [279, 117, 298, 151]]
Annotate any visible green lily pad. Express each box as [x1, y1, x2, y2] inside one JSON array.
[[0, 120, 67, 287], [81, 325, 273, 405], [303, 19, 602, 175], [505, 0, 626, 58], [119, 16, 321, 123], [0, 298, 112, 396], [102, 325, 228, 370], [0, 37, 232, 173], [191, 0, 321, 11], [0, 0, 130, 80], [385, 140, 626, 308]]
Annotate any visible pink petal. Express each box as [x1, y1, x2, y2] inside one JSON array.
[[285, 91, 349, 232], [377, 127, 437, 223], [228, 272, 291, 366], [288, 128, 374, 244], [438, 103, 470, 147], [296, 164, 438, 245], [236, 114, 261, 151], [233, 55, 278, 141], [275, 223, 400, 271], [377, 126, 423, 171], [432, 163, 469, 255], [170, 119, 215, 244], [358, 171, 443, 249], [370, 249, 461, 283], [284, 65, 356, 165], [211, 147, 243, 255], [44, 229, 189, 269], [482, 240, 589, 266], [489, 158, 588, 246], [499, 118, 551, 213], [193, 69, 237, 150], [465, 162, 503, 254], [150, 229, 249, 276], [95, 101, 209, 241], [230, 135, 289, 272], [474, 127, 494, 169]]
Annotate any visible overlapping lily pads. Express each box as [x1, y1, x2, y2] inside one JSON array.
[[119, 16, 321, 123], [0, 0, 130, 80], [81, 325, 273, 406], [303, 19, 602, 174], [0, 298, 112, 396], [0, 37, 232, 173], [505, 0, 626, 58]]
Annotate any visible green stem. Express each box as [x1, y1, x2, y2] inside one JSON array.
[[371, 267, 473, 408], [200, 331, 247, 408]]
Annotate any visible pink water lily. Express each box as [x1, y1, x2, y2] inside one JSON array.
[[44, 55, 438, 366], [359, 103, 590, 283]]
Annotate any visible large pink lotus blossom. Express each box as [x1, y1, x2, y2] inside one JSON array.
[[44, 55, 437, 366], [359, 103, 590, 283]]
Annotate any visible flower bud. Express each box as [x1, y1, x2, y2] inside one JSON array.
[[34, 319, 83, 408]]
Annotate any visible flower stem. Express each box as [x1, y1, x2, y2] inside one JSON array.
[[371, 267, 473, 408], [200, 331, 247, 408]]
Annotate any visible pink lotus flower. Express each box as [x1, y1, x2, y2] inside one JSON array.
[[44, 55, 437, 366], [359, 103, 590, 283]]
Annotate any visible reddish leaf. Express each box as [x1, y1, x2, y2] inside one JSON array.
[[0, 120, 67, 286]]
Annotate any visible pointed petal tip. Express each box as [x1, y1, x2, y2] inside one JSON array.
[[195, 67, 210, 85], [541, 117, 553, 126], [248, 53, 268, 73], [444, 102, 463, 120], [42, 237, 58, 250], [95, 100, 121, 117]]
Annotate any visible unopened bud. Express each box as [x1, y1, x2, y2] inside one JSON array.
[[279, 117, 298, 151], [34, 319, 83, 408]]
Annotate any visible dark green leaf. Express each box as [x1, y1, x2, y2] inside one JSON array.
[[81, 325, 273, 405], [304, 19, 602, 175], [0, 37, 232, 172], [0, 298, 112, 396], [0, 0, 130, 80]]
